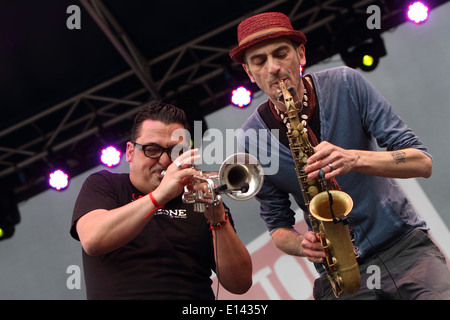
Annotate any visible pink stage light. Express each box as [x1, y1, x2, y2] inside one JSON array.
[[407, 2, 429, 24], [231, 86, 252, 108], [49, 169, 69, 191], [101, 146, 121, 167]]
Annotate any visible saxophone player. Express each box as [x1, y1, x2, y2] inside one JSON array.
[[230, 12, 450, 299]]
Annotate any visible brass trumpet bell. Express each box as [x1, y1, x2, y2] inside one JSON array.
[[218, 153, 264, 200]]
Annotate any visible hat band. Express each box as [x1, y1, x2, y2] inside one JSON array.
[[238, 27, 292, 46]]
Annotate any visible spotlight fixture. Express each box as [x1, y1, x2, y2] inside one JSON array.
[[0, 188, 21, 241], [231, 86, 252, 108], [100, 146, 121, 167], [341, 36, 387, 72], [407, 2, 429, 24], [362, 54, 374, 68], [49, 169, 69, 191]]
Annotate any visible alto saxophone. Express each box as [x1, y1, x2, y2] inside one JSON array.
[[277, 79, 360, 297]]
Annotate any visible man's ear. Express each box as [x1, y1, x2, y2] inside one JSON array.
[[297, 44, 306, 66], [126, 141, 134, 163], [242, 64, 256, 83]]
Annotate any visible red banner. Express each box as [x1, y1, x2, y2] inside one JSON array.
[[214, 220, 317, 300]]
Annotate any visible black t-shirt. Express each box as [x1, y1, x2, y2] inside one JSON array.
[[71, 170, 220, 300]]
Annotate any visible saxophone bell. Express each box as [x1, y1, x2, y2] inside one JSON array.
[[308, 190, 353, 223], [309, 189, 360, 296]]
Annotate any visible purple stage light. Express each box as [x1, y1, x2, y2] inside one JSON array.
[[407, 2, 429, 24], [101, 146, 121, 167], [49, 169, 69, 191], [231, 86, 252, 108]]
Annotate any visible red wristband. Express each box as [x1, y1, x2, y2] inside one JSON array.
[[146, 192, 163, 218], [209, 214, 229, 231], [149, 192, 161, 207]]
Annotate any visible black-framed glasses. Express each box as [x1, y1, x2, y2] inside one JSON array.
[[133, 142, 184, 159]]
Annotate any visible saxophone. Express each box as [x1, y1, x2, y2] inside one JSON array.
[[277, 79, 360, 297]]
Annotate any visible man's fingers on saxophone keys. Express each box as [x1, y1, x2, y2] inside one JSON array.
[[307, 255, 324, 264], [302, 231, 326, 263], [305, 249, 325, 263]]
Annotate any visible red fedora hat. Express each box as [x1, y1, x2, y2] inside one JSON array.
[[229, 12, 307, 64]]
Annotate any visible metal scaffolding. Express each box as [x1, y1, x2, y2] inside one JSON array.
[[0, 0, 442, 201]]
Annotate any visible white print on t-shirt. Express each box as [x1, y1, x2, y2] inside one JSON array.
[[154, 208, 187, 219]]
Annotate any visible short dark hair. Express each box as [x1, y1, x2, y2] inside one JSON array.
[[130, 103, 189, 142]]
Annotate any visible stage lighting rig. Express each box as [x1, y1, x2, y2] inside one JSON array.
[[0, 188, 20, 241], [341, 36, 387, 72]]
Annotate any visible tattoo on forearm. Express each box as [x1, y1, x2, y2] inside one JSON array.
[[391, 151, 406, 164]]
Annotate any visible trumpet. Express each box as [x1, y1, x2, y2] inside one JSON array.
[[171, 153, 264, 212]]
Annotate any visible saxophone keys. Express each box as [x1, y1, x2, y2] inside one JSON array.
[[326, 257, 338, 272], [331, 257, 338, 267], [321, 237, 331, 250], [336, 276, 344, 288], [302, 132, 309, 140], [308, 185, 319, 197], [325, 253, 337, 273]]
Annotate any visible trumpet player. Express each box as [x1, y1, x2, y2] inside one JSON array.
[[231, 12, 450, 299], [70, 103, 252, 299]]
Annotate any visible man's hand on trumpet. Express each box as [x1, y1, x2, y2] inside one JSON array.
[[155, 148, 200, 205], [155, 148, 226, 223]]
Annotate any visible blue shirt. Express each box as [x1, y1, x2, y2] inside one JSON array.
[[237, 66, 431, 262]]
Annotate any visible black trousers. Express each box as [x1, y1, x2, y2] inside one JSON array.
[[313, 230, 450, 300]]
